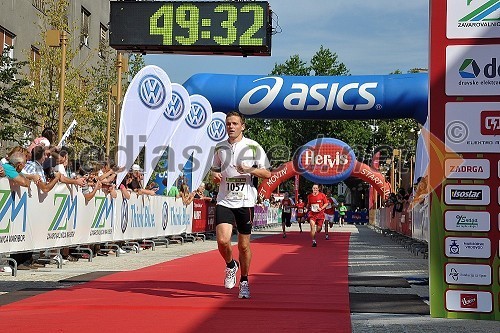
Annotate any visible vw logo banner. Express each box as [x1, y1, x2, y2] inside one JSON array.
[[117, 65, 172, 186]]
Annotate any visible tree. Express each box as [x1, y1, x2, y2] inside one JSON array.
[[0, 46, 33, 145]]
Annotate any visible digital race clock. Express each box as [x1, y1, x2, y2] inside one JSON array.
[[109, 1, 272, 56]]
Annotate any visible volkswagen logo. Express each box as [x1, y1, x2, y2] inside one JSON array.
[[138, 75, 166, 109], [207, 118, 226, 141], [121, 199, 128, 233], [162, 201, 169, 230], [164, 91, 184, 120], [185, 102, 207, 128]]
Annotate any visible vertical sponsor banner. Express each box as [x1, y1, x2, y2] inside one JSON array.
[[116, 65, 172, 186], [430, 0, 500, 320], [165, 94, 212, 191], [191, 111, 228, 191], [143, 83, 191, 186]]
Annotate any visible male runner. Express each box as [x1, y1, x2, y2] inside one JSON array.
[[323, 188, 337, 240], [306, 184, 329, 247], [280, 192, 293, 238], [295, 197, 306, 232], [211, 111, 271, 299]]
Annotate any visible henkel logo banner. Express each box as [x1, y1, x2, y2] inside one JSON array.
[[445, 102, 500, 153], [143, 83, 191, 185], [446, 45, 500, 95], [445, 263, 492, 285], [444, 158, 490, 179], [445, 290, 493, 313], [445, 237, 491, 258], [444, 184, 490, 206], [447, 0, 500, 39], [117, 65, 172, 185], [294, 138, 356, 184], [444, 210, 491, 232]]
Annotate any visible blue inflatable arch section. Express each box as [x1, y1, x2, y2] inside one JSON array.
[[183, 73, 428, 124]]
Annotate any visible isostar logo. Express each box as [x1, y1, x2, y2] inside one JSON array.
[[459, 59, 480, 78], [186, 102, 207, 128], [138, 75, 166, 109], [460, 294, 478, 309], [164, 91, 185, 120], [0, 190, 28, 233], [295, 138, 356, 184], [459, 0, 500, 26], [238, 77, 379, 115], [207, 118, 226, 141], [480, 110, 500, 135], [450, 189, 482, 200]]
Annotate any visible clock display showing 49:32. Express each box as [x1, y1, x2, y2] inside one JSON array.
[[110, 1, 272, 56]]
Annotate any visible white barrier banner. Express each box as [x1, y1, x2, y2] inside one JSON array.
[[0, 179, 192, 254]]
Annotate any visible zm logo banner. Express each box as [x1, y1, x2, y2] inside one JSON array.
[[207, 118, 226, 141], [447, 0, 500, 39], [49, 194, 77, 231], [139, 74, 166, 109], [186, 102, 207, 128], [164, 90, 184, 120], [91, 196, 114, 229], [0, 190, 27, 233]]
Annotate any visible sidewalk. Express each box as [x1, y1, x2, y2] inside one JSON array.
[[1, 223, 497, 332]]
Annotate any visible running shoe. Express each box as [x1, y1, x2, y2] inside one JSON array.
[[312, 241, 317, 247], [283, 233, 287, 238], [224, 260, 239, 289], [238, 281, 250, 299], [325, 234, 329, 240]]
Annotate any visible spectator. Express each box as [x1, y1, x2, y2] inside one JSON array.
[[193, 183, 211, 200], [27, 127, 55, 153], [22, 145, 61, 193], [0, 163, 5, 178], [3, 148, 38, 187], [180, 183, 194, 205], [50, 148, 85, 187]]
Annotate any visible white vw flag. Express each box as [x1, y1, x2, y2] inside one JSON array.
[[116, 65, 172, 185], [165, 94, 212, 192], [143, 83, 191, 186], [191, 112, 228, 191]]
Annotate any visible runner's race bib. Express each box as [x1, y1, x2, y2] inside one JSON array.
[[226, 177, 246, 200], [311, 204, 320, 212]]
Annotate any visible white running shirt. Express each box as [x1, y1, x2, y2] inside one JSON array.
[[212, 137, 269, 208]]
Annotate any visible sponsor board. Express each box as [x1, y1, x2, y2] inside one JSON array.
[[444, 159, 490, 179], [446, 45, 500, 96], [447, 0, 500, 39], [445, 263, 492, 285], [445, 102, 500, 153], [445, 237, 491, 259], [444, 184, 490, 206], [444, 210, 490, 232], [445, 290, 493, 313]]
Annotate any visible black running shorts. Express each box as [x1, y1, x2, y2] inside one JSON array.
[[215, 205, 254, 235]]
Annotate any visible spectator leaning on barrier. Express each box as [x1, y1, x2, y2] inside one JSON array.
[[22, 145, 61, 193], [50, 148, 85, 187], [0, 163, 5, 178], [180, 183, 194, 205], [2, 150, 33, 187]]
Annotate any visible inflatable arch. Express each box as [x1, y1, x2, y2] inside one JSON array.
[[182, 73, 427, 198], [183, 73, 428, 124]]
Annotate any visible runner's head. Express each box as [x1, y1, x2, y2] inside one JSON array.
[[225, 111, 245, 141], [312, 184, 320, 195]]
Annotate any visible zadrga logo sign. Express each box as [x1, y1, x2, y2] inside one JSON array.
[[295, 138, 356, 184], [238, 77, 379, 115]]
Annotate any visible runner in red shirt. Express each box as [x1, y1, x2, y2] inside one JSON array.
[[323, 188, 337, 240], [306, 184, 329, 247], [295, 197, 306, 233]]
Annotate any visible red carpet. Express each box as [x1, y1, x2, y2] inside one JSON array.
[[0, 232, 351, 333]]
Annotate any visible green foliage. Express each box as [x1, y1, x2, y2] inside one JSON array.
[[0, 46, 32, 143]]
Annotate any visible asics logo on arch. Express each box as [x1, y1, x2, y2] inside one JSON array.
[[139, 75, 166, 109], [186, 102, 207, 128], [238, 76, 379, 114], [207, 118, 226, 141], [164, 91, 184, 120]]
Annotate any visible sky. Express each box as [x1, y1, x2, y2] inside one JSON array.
[[144, 0, 429, 84]]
